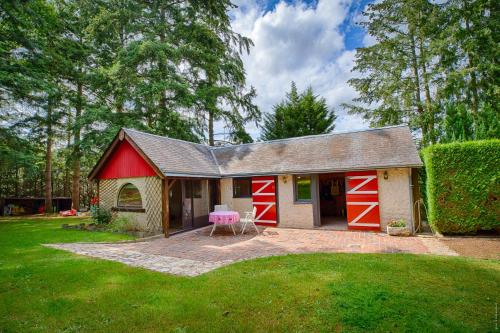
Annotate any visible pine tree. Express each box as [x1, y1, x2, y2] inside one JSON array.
[[54, 0, 95, 210], [1, 0, 70, 213], [346, 0, 498, 145], [436, 0, 499, 138], [184, 1, 260, 145], [344, 0, 440, 145], [441, 103, 474, 142], [261, 83, 336, 140]]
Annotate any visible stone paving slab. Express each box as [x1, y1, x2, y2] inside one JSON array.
[[45, 243, 232, 276], [44, 226, 459, 276]]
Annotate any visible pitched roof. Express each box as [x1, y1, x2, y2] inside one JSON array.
[[123, 129, 221, 177], [212, 125, 422, 176], [90, 125, 422, 179]]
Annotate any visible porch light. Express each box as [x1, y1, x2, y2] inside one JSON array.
[[282, 175, 288, 183], [383, 171, 389, 180]]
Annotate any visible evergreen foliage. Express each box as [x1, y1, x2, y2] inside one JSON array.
[[345, 0, 499, 145], [423, 140, 500, 233], [0, 0, 258, 208], [261, 82, 336, 140], [1, 0, 499, 213]]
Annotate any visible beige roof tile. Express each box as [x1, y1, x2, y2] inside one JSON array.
[[124, 129, 220, 177], [124, 125, 422, 178]]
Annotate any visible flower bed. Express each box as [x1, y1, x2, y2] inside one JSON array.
[[387, 219, 410, 236]]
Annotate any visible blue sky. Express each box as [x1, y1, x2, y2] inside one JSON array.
[[261, 0, 372, 50], [221, 0, 374, 140]]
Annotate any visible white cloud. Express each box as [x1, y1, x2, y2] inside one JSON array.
[[218, 0, 369, 140]]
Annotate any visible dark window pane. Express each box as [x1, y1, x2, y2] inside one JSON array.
[[117, 183, 143, 207], [185, 181, 192, 198], [192, 180, 202, 198], [233, 178, 252, 198], [295, 176, 312, 202]]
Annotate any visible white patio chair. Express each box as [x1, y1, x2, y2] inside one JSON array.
[[240, 206, 259, 234], [214, 204, 228, 212]]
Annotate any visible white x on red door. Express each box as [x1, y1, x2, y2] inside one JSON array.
[[251, 176, 278, 226], [345, 171, 381, 231]]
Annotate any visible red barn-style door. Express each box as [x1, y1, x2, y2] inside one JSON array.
[[252, 176, 278, 226], [346, 171, 380, 231]]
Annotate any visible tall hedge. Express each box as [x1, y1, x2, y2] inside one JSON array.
[[423, 140, 500, 234]]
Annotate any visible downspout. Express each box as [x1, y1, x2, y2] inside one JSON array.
[[311, 174, 321, 227], [408, 169, 415, 234]]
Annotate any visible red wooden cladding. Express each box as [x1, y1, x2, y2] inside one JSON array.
[[345, 170, 380, 231], [251, 176, 277, 226], [98, 140, 157, 179]]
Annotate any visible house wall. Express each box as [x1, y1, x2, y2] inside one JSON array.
[[377, 168, 413, 231], [220, 178, 253, 216], [277, 174, 314, 228], [219, 169, 414, 232], [220, 175, 314, 228], [98, 176, 163, 234]]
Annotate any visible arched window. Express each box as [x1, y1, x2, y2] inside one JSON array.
[[117, 183, 143, 208]]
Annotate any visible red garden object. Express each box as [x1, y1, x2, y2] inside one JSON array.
[[59, 209, 77, 217]]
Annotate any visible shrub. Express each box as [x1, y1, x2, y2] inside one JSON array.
[[388, 219, 406, 228], [106, 216, 140, 233], [91, 207, 112, 225], [423, 140, 500, 234]]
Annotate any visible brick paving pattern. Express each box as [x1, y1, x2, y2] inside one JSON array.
[[45, 226, 458, 276]]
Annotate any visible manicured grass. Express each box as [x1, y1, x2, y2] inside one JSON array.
[[0, 218, 499, 332]]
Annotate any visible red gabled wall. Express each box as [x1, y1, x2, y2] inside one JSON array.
[[98, 140, 157, 179]]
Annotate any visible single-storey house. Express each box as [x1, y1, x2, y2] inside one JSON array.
[[88, 125, 423, 236]]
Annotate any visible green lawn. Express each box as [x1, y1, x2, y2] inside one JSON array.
[[0, 218, 499, 332]]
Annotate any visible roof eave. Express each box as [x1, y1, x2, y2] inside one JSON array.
[[219, 163, 423, 178], [162, 172, 221, 179], [88, 130, 122, 181]]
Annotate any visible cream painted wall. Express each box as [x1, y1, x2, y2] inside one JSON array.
[[219, 169, 414, 233], [220, 178, 253, 216], [220, 178, 232, 208], [377, 168, 413, 231], [221, 176, 314, 228], [99, 176, 162, 233], [277, 174, 314, 229]]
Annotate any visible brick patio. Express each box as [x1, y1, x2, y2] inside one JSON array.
[[45, 226, 458, 276]]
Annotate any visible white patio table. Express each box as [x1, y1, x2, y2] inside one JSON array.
[[208, 211, 240, 236]]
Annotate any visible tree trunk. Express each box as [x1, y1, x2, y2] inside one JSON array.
[[14, 164, 19, 197], [157, 5, 169, 132], [116, 28, 126, 114], [208, 111, 214, 146], [72, 81, 82, 210], [45, 97, 53, 215], [409, 31, 427, 143], [116, 102, 124, 113], [64, 112, 72, 196], [468, 54, 479, 116], [207, 72, 216, 146], [463, 1, 479, 120], [418, 38, 435, 144]]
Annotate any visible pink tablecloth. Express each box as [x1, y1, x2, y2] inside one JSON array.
[[209, 211, 240, 225]]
